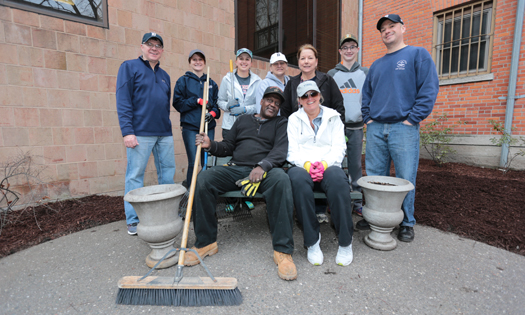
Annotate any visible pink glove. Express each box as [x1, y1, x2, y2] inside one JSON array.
[[310, 161, 325, 182]]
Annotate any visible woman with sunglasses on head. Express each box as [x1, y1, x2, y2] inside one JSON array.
[[281, 44, 344, 122], [217, 48, 261, 139], [287, 81, 354, 267], [173, 49, 220, 188]]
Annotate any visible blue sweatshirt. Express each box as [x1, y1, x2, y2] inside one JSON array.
[[172, 71, 220, 131], [116, 57, 172, 137], [361, 46, 439, 125]]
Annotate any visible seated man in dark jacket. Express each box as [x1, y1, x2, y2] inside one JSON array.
[[187, 87, 297, 281]]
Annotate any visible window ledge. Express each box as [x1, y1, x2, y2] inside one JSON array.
[[439, 73, 494, 86]]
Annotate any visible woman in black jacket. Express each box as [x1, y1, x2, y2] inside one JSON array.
[[173, 49, 220, 187], [281, 44, 344, 122]]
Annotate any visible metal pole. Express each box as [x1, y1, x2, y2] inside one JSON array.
[[358, 0, 363, 65], [500, 0, 525, 167]]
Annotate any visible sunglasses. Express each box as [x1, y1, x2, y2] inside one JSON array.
[[300, 91, 319, 100]]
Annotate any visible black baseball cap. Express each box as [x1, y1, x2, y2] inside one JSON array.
[[340, 34, 359, 48], [263, 86, 285, 103], [376, 14, 404, 30], [142, 32, 163, 46]]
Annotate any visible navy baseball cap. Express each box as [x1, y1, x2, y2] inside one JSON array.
[[142, 32, 163, 46], [376, 14, 404, 30], [263, 86, 285, 103]]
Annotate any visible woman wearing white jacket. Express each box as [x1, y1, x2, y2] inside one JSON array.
[[287, 81, 354, 267], [217, 48, 261, 138]]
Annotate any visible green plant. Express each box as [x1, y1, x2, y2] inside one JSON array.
[[420, 113, 465, 167], [489, 120, 525, 173]]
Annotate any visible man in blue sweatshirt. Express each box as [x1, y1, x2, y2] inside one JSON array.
[[361, 14, 439, 242], [116, 32, 176, 236]]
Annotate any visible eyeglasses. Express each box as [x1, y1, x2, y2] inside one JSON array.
[[300, 91, 319, 100], [341, 46, 358, 51], [264, 98, 281, 107], [144, 42, 163, 49]]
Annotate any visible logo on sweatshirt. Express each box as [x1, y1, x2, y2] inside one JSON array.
[[339, 78, 360, 94], [396, 60, 407, 70]]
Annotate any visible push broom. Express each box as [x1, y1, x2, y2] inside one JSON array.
[[116, 67, 242, 306]]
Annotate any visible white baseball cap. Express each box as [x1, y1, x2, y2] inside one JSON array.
[[269, 52, 287, 64]]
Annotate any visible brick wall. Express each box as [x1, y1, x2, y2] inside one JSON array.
[[0, 0, 237, 199], [362, 0, 525, 137], [0, 0, 359, 201]]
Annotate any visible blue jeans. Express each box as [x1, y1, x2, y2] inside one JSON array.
[[365, 121, 419, 226], [124, 136, 176, 224], [182, 128, 215, 187]]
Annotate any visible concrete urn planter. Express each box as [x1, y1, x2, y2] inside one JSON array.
[[357, 176, 415, 251], [124, 184, 186, 268]]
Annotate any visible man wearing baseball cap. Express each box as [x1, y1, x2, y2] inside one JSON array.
[[116, 32, 176, 236], [327, 34, 369, 218], [255, 52, 290, 114], [189, 86, 297, 281], [360, 14, 439, 242]]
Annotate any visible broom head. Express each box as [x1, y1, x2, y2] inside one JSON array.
[[116, 276, 242, 306]]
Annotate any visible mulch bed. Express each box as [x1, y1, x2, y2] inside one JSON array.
[[0, 159, 523, 258]]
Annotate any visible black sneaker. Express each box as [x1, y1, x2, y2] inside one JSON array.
[[398, 226, 414, 242], [355, 219, 370, 230], [127, 223, 138, 235]]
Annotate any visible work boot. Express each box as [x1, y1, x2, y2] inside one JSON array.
[[183, 242, 218, 266], [273, 251, 298, 281]]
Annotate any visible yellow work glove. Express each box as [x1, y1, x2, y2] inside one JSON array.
[[235, 172, 267, 197]]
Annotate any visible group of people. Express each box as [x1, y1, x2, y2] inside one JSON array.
[[116, 14, 439, 281]]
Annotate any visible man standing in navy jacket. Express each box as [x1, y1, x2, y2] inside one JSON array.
[[361, 14, 439, 242], [116, 32, 176, 236]]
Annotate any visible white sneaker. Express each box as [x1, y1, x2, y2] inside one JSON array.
[[316, 213, 328, 223], [336, 243, 353, 266], [307, 234, 324, 265]]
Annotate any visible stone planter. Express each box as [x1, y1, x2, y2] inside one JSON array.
[[357, 176, 414, 251], [124, 184, 186, 268]]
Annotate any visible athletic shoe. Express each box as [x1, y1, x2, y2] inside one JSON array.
[[127, 223, 138, 235], [225, 204, 235, 212], [244, 200, 255, 210], [336, 244, 353, 266], [307, 234, 324, 265], [316, 213, 329, 224], [355, 219, 370, 230], [398, 226, 415, 242], [353, 206, 363, 216], [273, 251, 297, 280]]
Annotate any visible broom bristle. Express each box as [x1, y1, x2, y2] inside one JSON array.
[[116, 287, 243, 306]]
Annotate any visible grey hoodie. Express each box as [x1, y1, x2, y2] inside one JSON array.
[[327, 62, 368, 128]]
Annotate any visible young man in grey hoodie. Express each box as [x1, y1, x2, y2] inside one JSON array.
[[327, 34, 368, 216]]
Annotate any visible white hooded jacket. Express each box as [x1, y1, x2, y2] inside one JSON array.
[[217, 69, 261, 130], [287, 105, 346, 168]]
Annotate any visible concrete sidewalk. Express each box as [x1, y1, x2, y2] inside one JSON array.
[[1, 206, 524, 314]]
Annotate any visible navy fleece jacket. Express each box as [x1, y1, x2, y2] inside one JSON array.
[[173, 71, 220, 131], [116, 57, 172, 137]]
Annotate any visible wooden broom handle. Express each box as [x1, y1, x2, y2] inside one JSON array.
[[178, 67, 210, 266]]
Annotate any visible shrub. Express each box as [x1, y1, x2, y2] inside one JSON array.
[[420, 113, 465, 167]]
